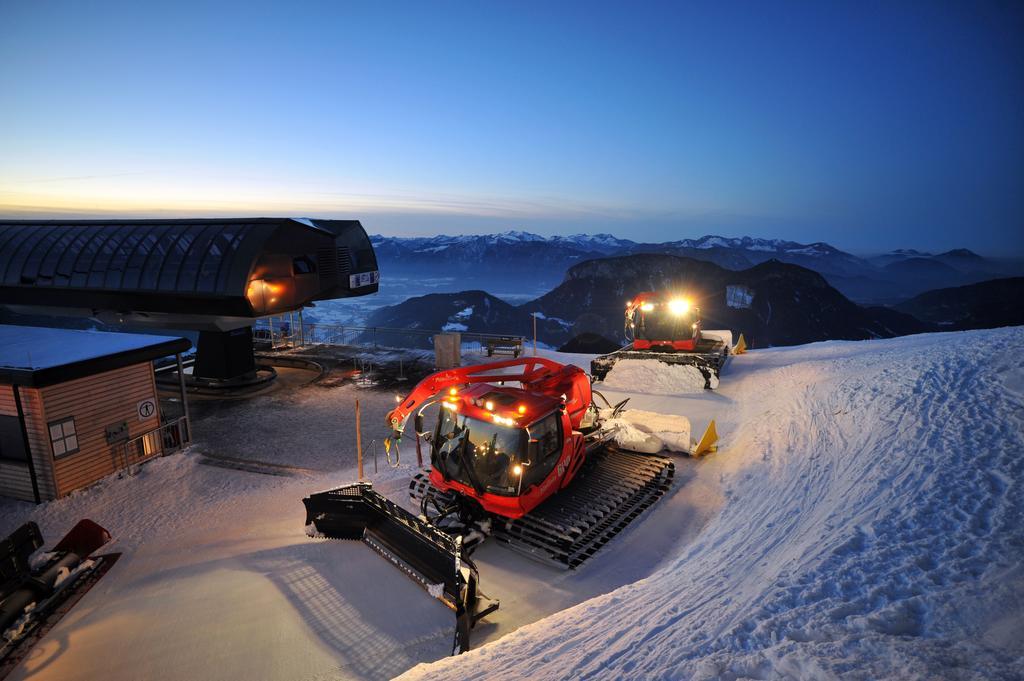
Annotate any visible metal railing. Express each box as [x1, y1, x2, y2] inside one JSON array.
[[254, 314, 526, 355], [121, 417, 190, 474]]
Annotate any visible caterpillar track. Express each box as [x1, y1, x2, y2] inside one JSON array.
[[411, 447, 674, 569]]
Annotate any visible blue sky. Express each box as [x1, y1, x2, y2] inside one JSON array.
[[1, 1, 1021, 255]]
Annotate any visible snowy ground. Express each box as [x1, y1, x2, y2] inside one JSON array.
[[404, 327, 1024, 680], [0, 327, 1021, 680]]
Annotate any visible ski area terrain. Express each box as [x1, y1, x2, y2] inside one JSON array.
[[0, 327, 1020, 680], [405, 326, 1024, 680]]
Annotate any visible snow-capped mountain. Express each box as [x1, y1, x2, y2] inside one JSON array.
[[666, 235, 841, 256], [369, 231, 871, 295], [548, 233, 637, 253], [370, 231, 1021, 305], [370, 230, 632, 256]]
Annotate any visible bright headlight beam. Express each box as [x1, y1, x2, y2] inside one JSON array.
[[668, 298, 690, 315]]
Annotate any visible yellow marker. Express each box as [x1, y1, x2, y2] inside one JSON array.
[[692, 420, 719, 457], [733, 334, 747, 355]]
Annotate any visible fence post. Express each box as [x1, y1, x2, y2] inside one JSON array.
[[176, 352, 192, 444], [356, 399, 363, 480], [533, 314, 538, 356]]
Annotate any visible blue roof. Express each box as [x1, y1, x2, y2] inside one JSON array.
[[0, 325, 190, 386]]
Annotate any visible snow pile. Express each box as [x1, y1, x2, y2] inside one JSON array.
[[442, 306, 474, 332], [726, 284, 754, 309], [601, 409, 692, 454], [3, 603, 35, 643], [701, 329, 734, 347], [28, 551, 58, 571], [600, 359, 714, 393], [402, 326, 1024, 680], [53, 558, 94, 589]]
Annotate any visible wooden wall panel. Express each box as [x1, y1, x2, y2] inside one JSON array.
[[0, 385, 55, 501], [0, 386, 15, 417], [0, 462, 34, 501], [39, 363, 161, 497]]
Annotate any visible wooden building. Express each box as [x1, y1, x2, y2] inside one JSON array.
[[0, 326, 191, 502]]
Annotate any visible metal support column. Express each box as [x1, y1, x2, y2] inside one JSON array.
[[176, 353, 192, 444], [13, 387, 41, 504]]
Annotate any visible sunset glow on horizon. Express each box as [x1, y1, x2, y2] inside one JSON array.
[[2, 1, 1021, 254]]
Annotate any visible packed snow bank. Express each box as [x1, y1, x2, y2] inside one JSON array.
[[402, 327, 1024, 680], [701, 329, 733, 347], [601, 409, 692, 454], [600, 358, 714, 393]]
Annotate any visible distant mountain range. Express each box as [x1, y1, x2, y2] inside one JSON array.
[[894, 277, 1024, 330], [365, 254, 934, 349], [371, 231, 1023, 304]]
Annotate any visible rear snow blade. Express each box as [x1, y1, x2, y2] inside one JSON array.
[[591, 338, 730, 389], [303, 483, 497, 654], [0, 519, 117, 677]]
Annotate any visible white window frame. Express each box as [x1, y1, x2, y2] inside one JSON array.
[[48, 417, 79, 458]]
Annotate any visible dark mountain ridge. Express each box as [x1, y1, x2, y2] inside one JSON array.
[[367, 254, 933, 349], [894, 277, 1024, 330]]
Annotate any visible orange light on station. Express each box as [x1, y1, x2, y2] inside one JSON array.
[[246, 278, 287, 310]]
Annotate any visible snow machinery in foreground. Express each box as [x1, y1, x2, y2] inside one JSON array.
[[590, 291, 746, 389], [0, 519, 119, 677], [303, 357, 717, 653]]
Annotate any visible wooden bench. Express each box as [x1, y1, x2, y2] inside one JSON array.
[[484, 336, 524, 357]]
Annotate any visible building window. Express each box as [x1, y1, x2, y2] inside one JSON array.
[[292, 256, 316, 275], [0, 415, 28, 462], [49, 417, 79, 457]]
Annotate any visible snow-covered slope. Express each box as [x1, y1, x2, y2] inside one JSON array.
[[403, 327, 1024, 680], [1, 328, 1019, 680]]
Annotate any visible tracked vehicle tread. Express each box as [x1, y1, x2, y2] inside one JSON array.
[[410, 447, 673, 569]]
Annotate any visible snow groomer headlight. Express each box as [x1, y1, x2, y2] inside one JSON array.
[[668, 298, 690, 315]]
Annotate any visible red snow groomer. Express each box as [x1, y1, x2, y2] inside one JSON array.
[[627, 291, 703, 351], [591, 291, 744, 389], [302, 357, 679, 653]]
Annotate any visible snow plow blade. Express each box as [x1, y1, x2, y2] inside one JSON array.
[[591, 338, 730, 389], [0, 519, 120, 676], [302, 483, 497, 654]]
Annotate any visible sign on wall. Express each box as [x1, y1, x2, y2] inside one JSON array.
[[137, 398, 156, 422], [105, 421, 129, 444]]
